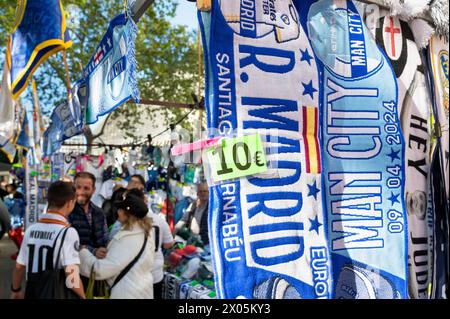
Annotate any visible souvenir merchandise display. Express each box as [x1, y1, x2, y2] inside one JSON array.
[[0, 0, 448, 300], [197, 0, 448, 299], [162, 241, 216, 299]]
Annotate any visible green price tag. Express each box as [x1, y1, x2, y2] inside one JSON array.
[[206, 134, 267, 183]]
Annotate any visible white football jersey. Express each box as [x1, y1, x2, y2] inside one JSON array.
[[17, 213, 80, 275]]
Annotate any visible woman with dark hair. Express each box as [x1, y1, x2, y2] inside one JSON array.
[[108, 188, 174, 299], [79, 193, 155, 298], [102, 187, 127, 227]]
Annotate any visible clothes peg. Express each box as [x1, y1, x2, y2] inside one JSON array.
[[197, 0, 211, 12]]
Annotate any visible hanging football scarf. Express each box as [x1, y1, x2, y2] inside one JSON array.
[[25, 150, 39, 229], [0, 59, 17, 163], [16, 109, 31, 150], [51, 152, 65, 181], [31, 79, 45, 164], [42, 98, 83, 156], [0, 140, 16, 163], [301, 0, 408, 298], [428, 36, 449, 202], [6, 0, 72, 99], [37, 159, 52, 215], [427, 35, 449, 299], [199, 0, 331, 299], [0, 60, 15, 143], [83, 13, 139, 127], [366, 12, 433, 299], [71, 79, 87, 128], [401, 68, 433, 299], [375, 15, 421, 115], [42, 122, 62, 157], [429, 142, 449, 299]]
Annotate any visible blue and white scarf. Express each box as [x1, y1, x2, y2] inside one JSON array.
[[16, 110, 32, 150], [0, 60, 15, 144], [83, 13, 139, 127], [427, 35, 449, 299], [50, 153, 65, 181], [43, 98, 83, 156], [25, 150, 39, 228], [199, 0, 331, 299], [0, 60, 17, 163], [363, 10, 433, 299], [428, 35, 449, 206], [300, 0, 408, 298]]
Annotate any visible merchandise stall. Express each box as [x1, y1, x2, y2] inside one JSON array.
[[0, 0, 448, 300]]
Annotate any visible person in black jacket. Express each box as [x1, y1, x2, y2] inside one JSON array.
[[174, 182, 209, 246], [69, 172, 108, 259], [69, 172, 109, 291]]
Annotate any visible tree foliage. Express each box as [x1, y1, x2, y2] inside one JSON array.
[[0, 0, 201, 140]]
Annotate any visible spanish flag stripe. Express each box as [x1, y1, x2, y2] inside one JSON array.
[[303, 106, 321, 174], [302, 107, 311, 173], [307, 108, 317, 173], [314, 108, 322, 173]]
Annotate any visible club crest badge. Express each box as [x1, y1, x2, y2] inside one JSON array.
[[219, 0, 300, 42], [106, 33, 128, 102], [382, 17, 403, 61], [335, 264, 401, 299], [253, 277, 302, 299], [307, 0, 383, 79]]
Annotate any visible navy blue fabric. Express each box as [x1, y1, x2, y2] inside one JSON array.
[[68, 203, 108, 250]]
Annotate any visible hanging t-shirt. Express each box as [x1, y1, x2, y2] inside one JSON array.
[[193, 166, 204, 184], [126, 149, 139, 176], [169, 180, 184, 202], [148, 189, 167, 214], [63, 154, 77, 179], [146, 165, 158, 190], [17, 213, 80, 275], [183, 165, 196, 184], [151, 212, 173, 283], [182, 185, 197, 201], [143, 145, 162, 166], [134, 164, 149, 182], [105, 151, 115, 167], [128, 149, 138, 164], [83, 156, 106, 207], [159, 145, 171, 168], [114, 149, 126, 171], [99, 178, 128, 202], [141, 144, 153, 162]]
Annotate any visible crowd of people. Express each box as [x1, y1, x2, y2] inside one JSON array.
[[0, 181, 26, 259], [5, 171, 210, 299]]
